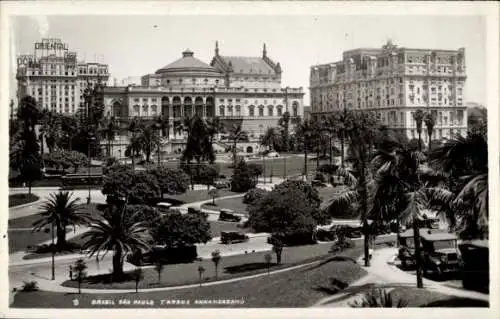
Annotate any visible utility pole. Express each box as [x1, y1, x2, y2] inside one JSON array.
[[283, 87, 289, 181]]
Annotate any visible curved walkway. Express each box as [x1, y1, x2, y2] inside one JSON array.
[[313, 247, 489, 307]]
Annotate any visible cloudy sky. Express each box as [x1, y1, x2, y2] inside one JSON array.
[[10, 14, 486, 105]]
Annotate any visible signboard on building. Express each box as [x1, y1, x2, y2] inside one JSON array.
[[34, 38, 69, 60]]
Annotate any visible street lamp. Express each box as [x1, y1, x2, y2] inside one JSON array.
[[87, 134, 96, 204], [51, 221, 55, 280]]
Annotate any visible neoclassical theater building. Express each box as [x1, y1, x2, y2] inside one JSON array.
[[103, 43, 304, 157]]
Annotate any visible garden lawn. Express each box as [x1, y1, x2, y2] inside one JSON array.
[[389, 287, 489, 307], [164, 189, 240, 204], [14, 248, 366, 308], [202, 197, 248, 214], [61, 241, 362, 290], [9, 194, 40, 207], [21, 232, 89, 260]]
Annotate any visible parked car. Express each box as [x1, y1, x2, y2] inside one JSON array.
[[267, 232, 316, 246], [398, 229, 419, 268], [214, 179, 230, 189], [421, 230, 462, 276], [156, 202, 172, 214], [459, 240, 489, 293], [221, 231, 249, 244], [127, 245, 198, 266], [218, 209, 242, 222], [267, 151, 280, 158]]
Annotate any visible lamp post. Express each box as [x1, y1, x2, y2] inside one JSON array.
[[87, 135, 96, 204], [51, 222, 55, 280]]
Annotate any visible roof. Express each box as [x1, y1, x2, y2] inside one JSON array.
[[460, 240, 489, 248], [156, 50, 221, 75], [219, 56, 276, 75]]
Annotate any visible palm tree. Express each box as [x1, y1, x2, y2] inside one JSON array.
[[101, 116, 118, 157], [127, 118, 141, 169], [32, 191, 90, 248], [38, 109, 53, 155], [155, 115, 170, 166], [413, 110, 425, 152], [278, 111, 291, 152], [173, 120, 183, 139], [295, 119, 315, 181], [423, 112, 436, 152], [205, 116, 224, 145], [227, 123, 246, 168], [430, 129, 488, 238], [17, 95, 40, 133], [261, 127, 280, 152], [81, 201, 152, 280]]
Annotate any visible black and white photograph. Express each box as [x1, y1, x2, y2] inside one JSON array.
[[1, 1, 498, 317]]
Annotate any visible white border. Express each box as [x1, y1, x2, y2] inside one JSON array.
[[1, 1, 498, 319]]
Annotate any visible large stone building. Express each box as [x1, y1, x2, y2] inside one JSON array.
[[309, 41, 468, 144], [103, 42, 304, 157], [16, 38, 109, 115]]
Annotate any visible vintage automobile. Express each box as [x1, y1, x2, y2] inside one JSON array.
[[218, 209, 242, 222], [156, 202, 172, 214], [420, 230, 462, 276], [214, 179, 231, 189], [459, 240, 489, 293], [397, 228, 422, 268], [221, 231, 249, 244]]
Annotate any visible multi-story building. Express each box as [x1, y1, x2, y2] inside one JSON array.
[[309, 41, 468, 144], [16, 38, 109, 115], [104, 42, 304, 156]]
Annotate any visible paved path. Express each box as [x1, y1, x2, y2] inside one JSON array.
[[313, 247, 489, 307]]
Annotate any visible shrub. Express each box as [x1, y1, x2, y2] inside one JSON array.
[[243, 188, 267, 205], [230, 160, 256, 192], [314, 173, 325, 182], [350, 288, 408, 308], [22, 281, 39, 292]]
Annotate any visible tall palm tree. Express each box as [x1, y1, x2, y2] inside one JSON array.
[[413, 110, 425, 152], [82, 201, 152, 280], [182, 115, 215, 166], [127, 118, 141, 169], [38, 109, 53, 155], [227, 123, 246, 168], [295, 119, 315, 181], [206, 116, 224, 145], [101, 116, 118, 157], [423, 112, 436, 152], [155, 115, 170, 166], [32, 191, 90, 248], [278, 111, 291, 152], [430, 129, 488, 238]]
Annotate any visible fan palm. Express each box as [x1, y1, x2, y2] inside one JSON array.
[[423, 112, 436, 152], [32, 191, 90, 248], [81, 201, 152, 280], [430, 130, 488, 238]]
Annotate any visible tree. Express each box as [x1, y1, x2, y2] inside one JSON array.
[[243, 188, 268, 205], [205, 116, 224, 145], [211, 250, 221, 280], [423, 112, 436, 152], [230, 160, 257, 192], [101, 116, 118, 157], [127, 118, 142, 170], [246, 163, 263, 184], [264, 253, 272, 274], [295, 119, 316, 180], [148, 166, 189, 197], [430, 129, 488, 239], [154, 261, 164, 284], [82, 201, 152, 280], [33, 191, 90, 248], [138, 123, 160, 163], [208, 188, 219, 205], [17, 128, 42, 194], [227, 123, 246, 167], [197, 265, 206, 286], [133, 267, 143, 293], [155, 115, 170, 166], [248, 186, 318, 236], [17, 95, 40, 133], [195, 164, 219, 190], [102, 167, 161, 205], [72, 259, 87, 294], [413, 110, 425, 152], [153, 210, 212, 247], [261, 127, 281, 152], [278, 111, 291, 152]]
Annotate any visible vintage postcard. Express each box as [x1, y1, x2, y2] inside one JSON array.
[[1, 1, 498, 318]]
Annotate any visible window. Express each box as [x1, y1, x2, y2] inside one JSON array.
[[249, 106, 255, 116], [268, 106, 273, 117], [259, 106, 264, 117], [219, 106, 225, 117]]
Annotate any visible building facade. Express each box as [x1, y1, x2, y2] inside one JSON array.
[[104, 43, 304, 156], [16, 38, 109, 115], [309, 41, 468, 144]]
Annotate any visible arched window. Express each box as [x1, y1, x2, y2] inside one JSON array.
[[258, 105, 264, 117], [151, 105, 157, 115], [142, 105, 148, 116], [249, 105, 255, 117], [161, 96, 170, 117], [235, 105, 241, 116], [173, 96, 181, 118], [268, 105, 273, 117], [227, 105, 233, 117], [219, 105, 225, 117], [292, 101, 299, 117], [133, 105, 140, 116], [276, 105, 283, 116]]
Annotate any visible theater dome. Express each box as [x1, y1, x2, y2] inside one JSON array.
[[155, 49, 222, 76]]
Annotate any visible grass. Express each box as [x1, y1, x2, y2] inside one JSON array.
[[389, 287, 489, 307], [60, 241, 361, 290], [201, 197, 248, 214], [164, 189, 240, 204], [9, 193, 40, 207], [13, 247, 366, 308]]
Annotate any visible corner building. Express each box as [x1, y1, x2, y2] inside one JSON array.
[[16, 38, 109, 115], [104, 43, 304, 155], [309, 41, 468, 144]]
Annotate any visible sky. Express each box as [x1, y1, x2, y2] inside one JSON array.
[[10, 14, 486, 105]]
